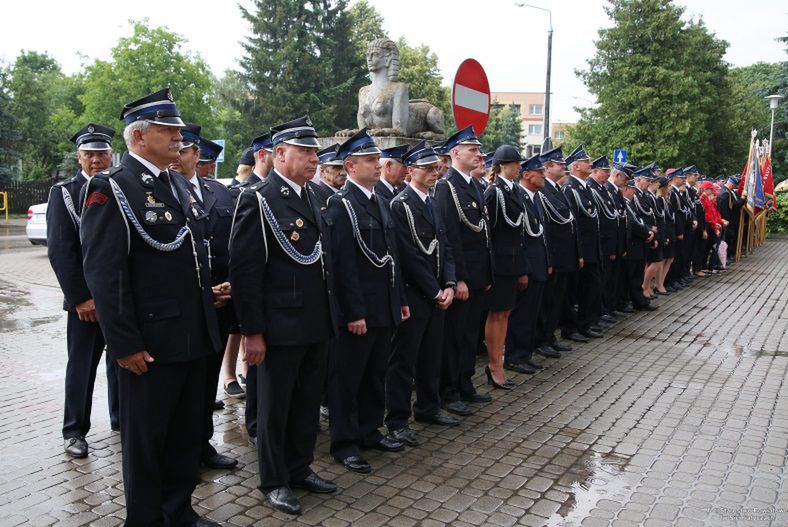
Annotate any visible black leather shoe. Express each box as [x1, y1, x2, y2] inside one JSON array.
[[340, 455, 371, 474], [213, 400, 225, 411], [265, 487, 301, 515], [111, 423, 120, 432], [443, 400, 474, 416], [611, 310, 628, 318], [619, 305, 635, 313], [64, 436, 88, 458], [364, 436, 405, 452], [580, 329, 604, 338], [249, 434, 257, 447], [415, 411, 460, 427], [600, 314, 617, 323], [536, 346, 561, 359], [593, 321, 612, 330], [635, 304, 658, 311], [504, 362, 536, 374], [564, 332, 589, 343], [525, 358, 543, 370], [550, 341, 572, 352], [291, 473, 337, 494], [390, 427, 419, 447], [202, 452, 238, 470], [319, 405, 329, 420], [461, 392, 492, 403], [192, 519, 221, 527]]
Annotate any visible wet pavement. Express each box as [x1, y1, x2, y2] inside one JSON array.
[[1, 230, 787, 526]]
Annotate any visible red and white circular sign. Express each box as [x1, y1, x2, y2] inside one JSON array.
[[452, 59, 491, 136]]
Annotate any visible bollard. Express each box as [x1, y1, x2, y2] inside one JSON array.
[[0, 191, 8, 223]]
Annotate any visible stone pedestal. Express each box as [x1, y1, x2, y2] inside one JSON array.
[[317, 136, 424, 149]]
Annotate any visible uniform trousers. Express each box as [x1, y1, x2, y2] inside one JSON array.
[[691, 228, 705, 274], [536, 271, 570, 347], [201, 306, 233, 459], [385, 306, 445, 431], [577, 262, 602, 331], [440, 288, 487, 404], [63, 311, 119, 438], [256, 342, 328, 490], [615, 258, 631, 309], [119, 357, 206, 527], [328, 327, 391, 460], [601, 257, 619, 314], [505, 280, 545, 365]]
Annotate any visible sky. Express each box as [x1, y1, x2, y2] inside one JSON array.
[[1, 0, 785, 123]]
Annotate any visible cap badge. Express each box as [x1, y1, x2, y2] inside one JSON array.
[[164, 211, 173, 221], [87, 125, 95, 133]]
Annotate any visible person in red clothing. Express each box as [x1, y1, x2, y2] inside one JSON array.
[[699, 181, 728, 272]]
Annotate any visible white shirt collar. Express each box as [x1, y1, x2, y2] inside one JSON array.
[[571, 174, 587, 188], [545, 177, 558, 189], [252, 171, 264, 181], [454, 168, 472, 185], [129, 151, 165, 176], [380, 179, 394, 193], [521, 184, 536, 200], [275, 168, 302, 197], [188, 174, 203, 200], [321, 179, 340, 193], [499, 176, 514, 190], [348, 177, 374, 199], [80, 170, 90, 181], [409, 182, 429, 203]]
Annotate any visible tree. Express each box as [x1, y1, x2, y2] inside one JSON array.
[[480, 104, 523, 153], [0, 66, 20, 183], [397, 37, 455, 133], [348, 0, 386, 59], [79, 21, 214, 154], [572, 0, 735, 173]]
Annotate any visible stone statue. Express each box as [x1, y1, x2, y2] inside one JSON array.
[[339, 38, 445, 140]]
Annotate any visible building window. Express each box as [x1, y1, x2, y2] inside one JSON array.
[[528, 124, 542, 135], [529, 104, 543, 115], [555, 131, 565, 140]]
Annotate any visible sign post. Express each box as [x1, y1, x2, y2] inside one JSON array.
[[452, 59, 491, 136], [213, 139, 225, 179]]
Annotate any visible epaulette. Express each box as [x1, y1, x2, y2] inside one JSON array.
[[249, 179, 268, 192], [94, 166, 123, 180]]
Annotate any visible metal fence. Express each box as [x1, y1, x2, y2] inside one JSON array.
[[0, 181, 53, 214]]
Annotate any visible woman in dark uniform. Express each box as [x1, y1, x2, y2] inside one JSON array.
[[642, 177, 664, 299], [482, 145, 528, 390], [654, 176, 675, 295]]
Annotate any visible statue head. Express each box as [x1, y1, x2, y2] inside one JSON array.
[[367, 38, 400, 82]]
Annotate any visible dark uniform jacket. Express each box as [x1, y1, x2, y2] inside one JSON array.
[[374, 180, 404, 204], [433, 168, 492, 290], [633, 188, 658, 229], [229, 169, 338, 346], [623, 198, 651, 260], [539, 178, 581, 273], [606, 181, 628, 257], [588, 178, 618, 259], [669, 186, 689, 234], [521, 187, 551, 282], [483, 178, 529, 277], [389, 185, 455, 318], [657, 195, 676, 247], [79, 153, 221, 362], [563, 175, 601, 264], [312, 180, 339, 207], [326, 182, 405, 328], [47, 171, 92, 311], [228, 171, 264, 199], [717, 186, 743, 222], [688, 185, 705, 231]]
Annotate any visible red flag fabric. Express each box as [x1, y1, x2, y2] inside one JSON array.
[[761, 155, 776, 209]]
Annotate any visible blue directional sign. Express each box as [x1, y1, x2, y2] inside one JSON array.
[[613, 149, 627, 163], [214, 139, 226, 163]]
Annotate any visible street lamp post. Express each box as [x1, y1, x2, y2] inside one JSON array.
[[516, 3, 553, 148], [765, 94, 782, 157]]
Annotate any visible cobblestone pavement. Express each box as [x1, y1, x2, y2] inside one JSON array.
[[1, 234, 787, 527]]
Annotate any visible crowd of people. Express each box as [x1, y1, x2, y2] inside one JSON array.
[[46, 87, 747, 525]]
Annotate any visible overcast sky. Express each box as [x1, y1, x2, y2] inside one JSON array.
[[1, 0, 785, 123]]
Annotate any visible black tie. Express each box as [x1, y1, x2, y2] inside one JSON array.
[[425, 196, 435, 222], [188, 183, 203, 206], [370, 193, 377, 204], [159, 170, 179, 203], [533, 193, 544, 220], [300, 186, 310, 208]]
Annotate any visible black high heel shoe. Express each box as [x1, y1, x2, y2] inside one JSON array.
[[485, 366, 514, 390]]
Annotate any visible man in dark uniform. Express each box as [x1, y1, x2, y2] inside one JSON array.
[[386, 141, 457, 446], [169, 125, 238, 471], [718, 176, 743, 262], [534, 146, 583, 354], [231, 133, 273, 198], [621, 178, 657, 310], [230, 116, 338, 516], [562, 145, 604, 339], [79, 88, 222, 527], [505, 154, 551, 372], [325, 129, 408, 474], [434, 141, 451, 180], [608, 163, 634, 314], [48, 123, 119, 458], [312, 143, 346, 205], [665, 168, 689, 290], [587, 155, 620, 324], [684, 166, 705, 276], [376, 144, 409, 202], [433, 126, 493, 417]]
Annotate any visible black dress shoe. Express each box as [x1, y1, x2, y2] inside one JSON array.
[[213, 400, 225, 411], [192, 519, 221, 527], [635, 304, 658, 311], [390, 427, 419, 447], [443, 400, 474, 416], [580, 329, 604, 338], [364, 436, 405, 452], [202, 452, 238, 470], [611, 310, 628, 318], [111, 423, 120, 432], [536, 346, 561, 359], [64, 436, 88, 458], [415, 411, 460, 427], [340, 455, 371, 474], [461, 392, 492, 403], [600, 314, 617, 323], [291, 473, 337, 494], [593, 321, 612, 329], [619, 305, 635, 313], [550, 341, 573, 352], [485, 366, 515, 390], [525, 358, 543, 370], [319, 405, 329, 420], [265, 487, 301, 515], [249, 435, 257, 447], [504, 362, 536, 374], [564, 332, 589, 343]]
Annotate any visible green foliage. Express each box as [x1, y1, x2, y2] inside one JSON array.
[[348, 0, 386, 58], [79, 21, 214, 153], [767, 36, 788, 184], [767, 192, 788, 233], [396, 38, 455, 133], [0, 67, 21, 183], [481, 104, 523, 153]]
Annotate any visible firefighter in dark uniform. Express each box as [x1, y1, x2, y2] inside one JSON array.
[[621, 177, 657, 310], [503, 154, 551, 373], [229, 116, 338, 516], [48, 123, 120, 458], [375, 144, 409, 202], [169, 125, 238, 471], [587, 155, 620, 325], [313, 143, 346, 205], [534, 146, 583, 354], [665, 168, 689, 289], [608, 163, 634, 313], [630, 166, 660, 310], [229, 133, 273, 198], [562, 145, 604, 339], [684, 166, 705, 277], [386, 141, 457, 447], [433, 126, 493, 417], [325, 129, 409, 475], [718, 176, 743, 262], [79, 88, 222, 527]]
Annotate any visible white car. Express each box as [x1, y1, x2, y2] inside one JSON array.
[[26, 203, 48, 246]]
